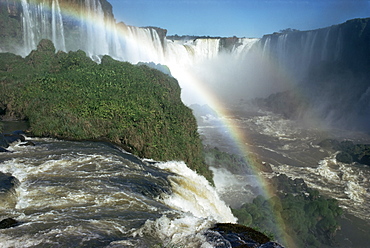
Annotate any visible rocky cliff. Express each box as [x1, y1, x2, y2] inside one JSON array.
[[252, 18, 370, 132], [258, 18, 370, 79]]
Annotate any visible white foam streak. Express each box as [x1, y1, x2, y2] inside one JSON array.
[[273, 152, 370, 220], [314, 157, 341, 181], [134, 161, 238, 247], [155, 161, 237, 223], [135, 214, 213, 248]]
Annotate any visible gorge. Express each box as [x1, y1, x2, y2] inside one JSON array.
[[0, 0, 370, 247]]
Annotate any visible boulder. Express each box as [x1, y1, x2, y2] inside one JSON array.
[[0, 218, 18, 229], [19, 141, 35, 146], [207, 223, 285, 248], [0, 134, 9, 148], [0, 172, 19, 193], [3, 133, 25, 145], [0, 146, 11, 152]]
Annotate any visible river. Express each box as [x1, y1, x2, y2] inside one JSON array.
[[0, 122, 235, 247], [198, 108, 370, 248]]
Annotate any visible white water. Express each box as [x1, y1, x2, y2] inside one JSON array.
[[16, 0, 260, 103], [242, 113, 370, 222], [19, 0, 346, 105], [155, 161, 236, 223], [0, 138, 237, 247]]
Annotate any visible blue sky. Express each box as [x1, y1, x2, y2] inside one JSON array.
[[109, 0, 370, 38]]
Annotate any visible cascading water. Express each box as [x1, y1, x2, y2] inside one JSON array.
[[20, 0, 66, 55], [16, 0, 258, 70], [0, 137, 237, 247], [2, 1, 370, 246]]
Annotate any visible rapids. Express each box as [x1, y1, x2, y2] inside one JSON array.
[[0, 135, 235, 247], [197, 109, 370, 246]]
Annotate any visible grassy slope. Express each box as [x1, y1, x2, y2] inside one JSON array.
[[0, 39, 212, 181]]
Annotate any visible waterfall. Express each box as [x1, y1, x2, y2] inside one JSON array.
[[122, 26, 165, 64], [82, 0, 110, 57], [20, 0, 66, 55], [14, 0, 368, 110], [51, 0, 66, 51], [16, 0, 258, 70], [21, 0, 36, 55], [258, 26, 348, 82]]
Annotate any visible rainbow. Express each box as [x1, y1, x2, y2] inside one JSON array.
[[170, 64, 296, 248], [19, 0, 299, 246]]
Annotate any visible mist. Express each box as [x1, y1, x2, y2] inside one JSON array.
[[174, 45, 291, 107]]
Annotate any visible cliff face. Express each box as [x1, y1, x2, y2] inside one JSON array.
[[0, 0, 23, 52], [254, 18, 370, 131], [258, 18, 370, 79]]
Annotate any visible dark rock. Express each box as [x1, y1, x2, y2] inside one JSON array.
[[19, 141, 35, 146], [208, 223, 282, 248], [0, 218, 18, 229], [0, 146, 11, 152], [260, 242, 285, 248], [359, 155, 370, 165], [3, 133, 25, 144], [0, 133, 9, 148], [0, 171, 19, 193]]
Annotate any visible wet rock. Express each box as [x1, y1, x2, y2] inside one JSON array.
[[0, 172, 19, 193], [0, 132, 27, 149], [0, 134, 9, 148], [0, 146, 11, 152], [0, 218, 18, 229], [0, 172, 19, 208], [19, 141, 35, 146], [4, 133, 25, 144], [260, 242, 285, 248], [208, 223, 284, 248]]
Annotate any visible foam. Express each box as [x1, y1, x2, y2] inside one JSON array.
[[154, 161, 236, 223], [134, 214, 213, 248]]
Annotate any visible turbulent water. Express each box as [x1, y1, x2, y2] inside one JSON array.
[[2, 1, 370, 247], [0, 133, 236, 247], [198, 109, 370, 246]]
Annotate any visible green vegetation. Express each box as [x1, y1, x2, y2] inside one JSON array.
[[0, 39, 211, 181], [319, 139, 370, 166], [232, 174, 343, 248], [203, 147, 342, 246]]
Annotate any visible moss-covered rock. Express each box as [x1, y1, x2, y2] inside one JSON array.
[[0, 39, 212, 181]]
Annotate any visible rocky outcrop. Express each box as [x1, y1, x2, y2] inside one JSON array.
[[319, 139, 370, 166], [252, 18, 370, 132], [0, 218, 18, 229], [0, 132, 26, 148], [206, 223, 284, 248]]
